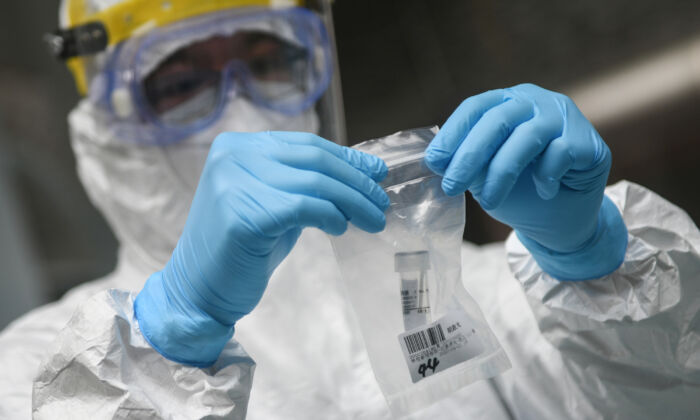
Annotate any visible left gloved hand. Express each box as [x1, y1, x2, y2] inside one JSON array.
[[135, 131, 389, 367], [425, 83, 627, 280]]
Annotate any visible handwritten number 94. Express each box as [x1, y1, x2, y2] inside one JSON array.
[[418, 357, 440, 378]]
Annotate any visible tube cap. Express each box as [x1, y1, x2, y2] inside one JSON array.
[[394, 251, 431, 272]]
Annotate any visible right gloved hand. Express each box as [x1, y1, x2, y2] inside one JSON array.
[[135, 131, 389, 367], [424, 84, 627, 281]]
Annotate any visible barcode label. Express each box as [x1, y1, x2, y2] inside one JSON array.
[[398, 309, 485, 383], [403, 324, 446, 354]]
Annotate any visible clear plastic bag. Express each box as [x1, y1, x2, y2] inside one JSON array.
[[329, 127, 510, 416]]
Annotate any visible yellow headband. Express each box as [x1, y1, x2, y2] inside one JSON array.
[[65, 0, 303, 94]]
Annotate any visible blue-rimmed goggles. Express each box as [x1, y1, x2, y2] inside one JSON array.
[[89, 7, 333, 144]]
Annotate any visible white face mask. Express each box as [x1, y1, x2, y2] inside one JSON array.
[[69, 96, 320, 270]]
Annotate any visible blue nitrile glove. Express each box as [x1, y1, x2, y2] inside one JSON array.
[[425, 83, 627, 281], [135, 131, 389, 367]]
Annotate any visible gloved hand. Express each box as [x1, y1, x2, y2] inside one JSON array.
[[135, 131, 389, 367], [425, 83, 627, 281]]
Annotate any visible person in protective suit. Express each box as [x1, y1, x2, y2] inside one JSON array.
[[1, 0, 699, 418]]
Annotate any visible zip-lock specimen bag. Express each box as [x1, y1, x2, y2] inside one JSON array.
[[329, 127, 511, 416]]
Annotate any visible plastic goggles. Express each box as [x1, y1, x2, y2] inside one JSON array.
[[90, 7, 332, 143]]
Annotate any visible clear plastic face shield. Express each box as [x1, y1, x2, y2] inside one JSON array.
[[52, 2, 346, 145]]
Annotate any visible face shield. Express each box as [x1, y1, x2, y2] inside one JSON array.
[[48, 0, 347, 144], [44, 0, 347, 268]]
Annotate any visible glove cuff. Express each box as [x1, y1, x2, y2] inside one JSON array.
[[134, 271, 235, 368], [515, 195, 628, 281]]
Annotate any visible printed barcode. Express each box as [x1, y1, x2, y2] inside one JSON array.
[[403, 324, 446, 354]]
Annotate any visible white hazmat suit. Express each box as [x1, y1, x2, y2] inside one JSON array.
[[1, 0, 699, 418], [0, 95, 698, 418]]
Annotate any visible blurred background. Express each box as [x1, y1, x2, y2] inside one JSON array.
[[1, 0, 699, 328]]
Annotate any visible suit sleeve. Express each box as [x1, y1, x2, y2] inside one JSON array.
[[32, 289, 255, 420], [505, 180, 700, 418]]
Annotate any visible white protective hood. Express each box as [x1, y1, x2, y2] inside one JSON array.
[[69, 96, 319, 270]]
